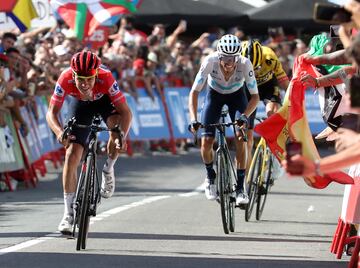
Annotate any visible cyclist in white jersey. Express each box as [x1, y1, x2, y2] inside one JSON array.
[[188, 34, 259, 205]]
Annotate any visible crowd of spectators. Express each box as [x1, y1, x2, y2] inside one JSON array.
[[0, 14, 315, 152]]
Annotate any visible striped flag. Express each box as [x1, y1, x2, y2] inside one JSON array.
[[3, 0, 38, 32], [50, 0, 138, 40], [255, 55, 354, 189]]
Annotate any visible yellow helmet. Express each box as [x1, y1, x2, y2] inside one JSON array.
[[241, 39, 263, 69]]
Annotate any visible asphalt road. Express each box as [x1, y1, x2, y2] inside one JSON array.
[[0, 149, 348, 268]]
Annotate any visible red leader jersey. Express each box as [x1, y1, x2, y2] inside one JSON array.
[[50, 66, 126, 107]]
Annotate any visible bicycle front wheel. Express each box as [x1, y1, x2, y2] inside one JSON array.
[[76, 154, 94, 250], [245, 145, 264, 222], [217, 149, 233, 234], [256, 148, 273, 220]]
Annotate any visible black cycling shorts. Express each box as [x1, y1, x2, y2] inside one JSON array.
[[65, 95, 118, 147], [201, 87, 248, 137]]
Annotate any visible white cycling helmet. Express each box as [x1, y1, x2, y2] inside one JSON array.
[[217, 34, 241, 56]]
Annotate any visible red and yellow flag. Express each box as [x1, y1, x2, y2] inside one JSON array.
[[255, 55, 353, 189]]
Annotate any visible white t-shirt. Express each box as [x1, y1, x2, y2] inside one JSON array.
[[191, 52, 258, 95]]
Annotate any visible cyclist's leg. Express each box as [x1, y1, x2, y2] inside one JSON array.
[[97, 95, 127, 198], [200, 88, 223, 199], [245, 87, 256, 173], [59, 97, 92, 233], [228, 89, 249, 204], [265, 85, 282, 117]]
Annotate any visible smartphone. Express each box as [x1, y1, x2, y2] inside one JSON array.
[[330, 25, 340, 38], [313, 3, 352, 24], [286, 141, 302, 162], [349, 75, 360, 108]]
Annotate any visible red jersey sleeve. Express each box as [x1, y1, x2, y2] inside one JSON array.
[[50, 71, 69, 107], [103, 72, 126, 105]]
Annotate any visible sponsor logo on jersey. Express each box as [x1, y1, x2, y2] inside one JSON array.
[[95, 93, 104, 100], [109, 82, 120, 96], [249, 70, 253, 77], [256, 72, 273, 85], [55, 85, 64, 97]]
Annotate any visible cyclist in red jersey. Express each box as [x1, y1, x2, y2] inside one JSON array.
[[46, 51, 132, 234]]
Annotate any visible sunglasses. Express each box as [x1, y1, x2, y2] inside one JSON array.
[[219, 55, 238, 64], [73, 70, 98, 79]]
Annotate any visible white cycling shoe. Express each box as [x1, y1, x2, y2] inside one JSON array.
[[204, 178, 217, 200], [235, 192, 249, 206], [100, 168, 115, 199], [58, 214, 74, 235]]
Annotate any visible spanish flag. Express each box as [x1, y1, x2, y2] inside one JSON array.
[[254, 55, 354, 189], [6, 0, 38, 32]]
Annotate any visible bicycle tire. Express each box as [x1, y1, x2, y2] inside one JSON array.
[[76, 154, 94, 250], [217, 149, 231, 234], [72, 165, 86, 238], [227, 151, 235, 233], [256, 148, 272, 220], [245, 146, 264, 222]]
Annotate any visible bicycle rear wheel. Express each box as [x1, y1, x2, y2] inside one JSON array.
[[256, 148, 272, 220], [76, 154, 94, 250], [245, 145, 264, 222], [217, 149, 233, 234]]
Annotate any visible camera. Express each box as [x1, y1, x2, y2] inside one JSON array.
[[313, 3, 352, 24], [330, 25, 340, 38]]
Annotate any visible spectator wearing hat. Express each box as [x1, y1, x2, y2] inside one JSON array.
[[142, 51, 162, 101]]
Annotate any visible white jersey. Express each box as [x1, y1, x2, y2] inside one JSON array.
[[191, 52, 258, 95]]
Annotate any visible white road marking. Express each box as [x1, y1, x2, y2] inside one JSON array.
[[178, 182, 205, 197]]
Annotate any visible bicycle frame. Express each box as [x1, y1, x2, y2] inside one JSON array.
[[245, 133, 273, 222], [63, 115, 121, 250], [215, 118, 238, 192], [246, 137, 269, 186], [73, 124, 102, 250]]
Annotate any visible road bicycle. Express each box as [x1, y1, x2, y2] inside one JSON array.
[[245, 117, 274, 222], [62, 115, 122, 250], [191, 108, 247, 234]]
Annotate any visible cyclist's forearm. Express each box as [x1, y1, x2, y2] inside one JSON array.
[[279, 78, 289, 91], [188, 89, 199, 121], [244, 94, 259, 117], [118, 108, 132, 137], [46, 105, 63, 140]]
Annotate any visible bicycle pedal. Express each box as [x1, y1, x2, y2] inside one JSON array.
[[237, 204, 246, 210]]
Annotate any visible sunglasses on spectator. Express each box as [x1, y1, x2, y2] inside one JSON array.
[[218, 55, 238, 64]]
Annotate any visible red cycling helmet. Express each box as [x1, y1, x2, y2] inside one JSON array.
[[70, 51, 101, 77]]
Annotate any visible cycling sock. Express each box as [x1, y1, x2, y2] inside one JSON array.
[[205, 162, 216, 182], [104, 157, 116, 172], [236, 169, 246, 193], [64, 192, 75, 216]]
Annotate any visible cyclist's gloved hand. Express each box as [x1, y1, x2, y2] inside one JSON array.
[[188, 120, 201, 132], [236, 114, 249, 128]]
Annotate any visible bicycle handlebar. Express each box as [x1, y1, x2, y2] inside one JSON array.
[[61, 117, 123, 147], [190, 121, 248, 145]]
